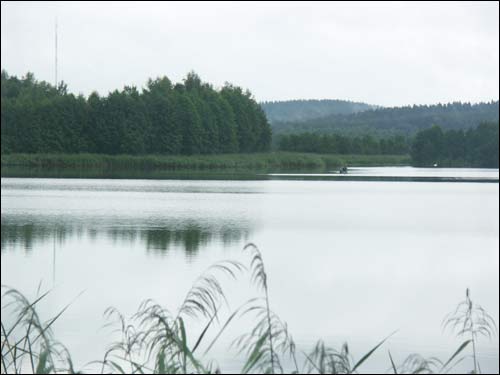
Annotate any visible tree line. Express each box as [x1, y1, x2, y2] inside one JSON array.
[[411, 123, 499, 168], [272, 101, 499, 137], [277, 122, 499, 167], [278, 133, 409, 155], [1, 71, 272, 155]]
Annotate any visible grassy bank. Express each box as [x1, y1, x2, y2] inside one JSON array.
[[1, 244, 495, 374], [1, 152, 410, 171]]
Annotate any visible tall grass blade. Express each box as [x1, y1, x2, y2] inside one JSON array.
[[203, 299, 259, 356], [388, 350, 398, 374], [351, 331, 397, 373], [441, 339, 471, 371], [192, 306, 218, 354], [35, 348, 51, 374], [242, 332, 269, 374]]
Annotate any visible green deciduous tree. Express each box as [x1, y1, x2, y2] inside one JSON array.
[[1, 71, 272, 156]]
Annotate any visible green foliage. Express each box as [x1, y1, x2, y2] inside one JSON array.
[[0, 70, 272, 156], [1, 152, 411, 173], [222, 85, 271, 153], [278, 133, 410, 155], [411, 125, 444, 166], [410, 123, 499, 167], [272, 101, 499, 138]]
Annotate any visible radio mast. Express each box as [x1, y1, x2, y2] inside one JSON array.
[[55, 17, 58, 89]]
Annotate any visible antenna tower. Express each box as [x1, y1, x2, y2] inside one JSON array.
[[55, 17, 58, 88]]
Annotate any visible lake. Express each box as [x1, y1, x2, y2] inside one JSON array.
[[1, 167, 499, 373]]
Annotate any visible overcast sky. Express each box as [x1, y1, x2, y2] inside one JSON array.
[[1, 1, 498, 106]]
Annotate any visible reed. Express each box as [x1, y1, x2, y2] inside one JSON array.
[[0, 286, 80, 374], [1, 152, 410, 172], [1, 246, 496, 374]]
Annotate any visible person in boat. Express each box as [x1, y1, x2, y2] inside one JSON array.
[[339, 166, 348, 174]]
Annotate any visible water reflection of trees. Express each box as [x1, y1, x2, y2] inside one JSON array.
[[1, 219, 252, 257], [109, 224, 250, 256]]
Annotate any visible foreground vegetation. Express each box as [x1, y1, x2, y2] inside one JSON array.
[[1, 244, 497, 374], [1, 152, 410, 171]]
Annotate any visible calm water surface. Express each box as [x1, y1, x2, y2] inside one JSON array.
[[1, 167, 499, 373]]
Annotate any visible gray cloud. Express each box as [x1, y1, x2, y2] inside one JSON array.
[[1, 1, 498, 106]]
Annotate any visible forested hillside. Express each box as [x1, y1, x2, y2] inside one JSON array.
[[1, 71, 271, 155], [272, 101, 499, 137], [260, 99, 375, 123]]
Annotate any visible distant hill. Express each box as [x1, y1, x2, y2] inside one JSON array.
[[260, 99, 376, 123], [271, 101, 499, 137]]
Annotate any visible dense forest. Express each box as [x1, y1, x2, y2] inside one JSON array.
[[2, 71, 498, 168], [260, 99, 375, 123], [278, 133, 409, 155], [272, 101, 499, 137], [1, 71, 271, 155], [278, 122, 499, 167], [411, 123, 499, 167]]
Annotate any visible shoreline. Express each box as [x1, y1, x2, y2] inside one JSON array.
[[1, 152, 411, 172]]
